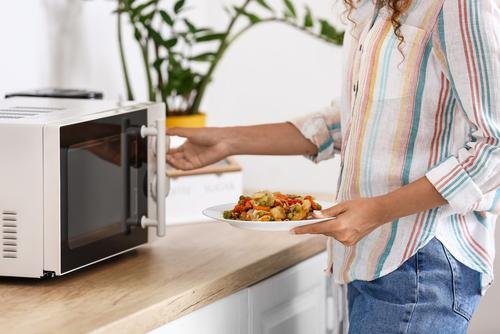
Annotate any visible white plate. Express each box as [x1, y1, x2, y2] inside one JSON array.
[[202, 201, 334, 232]]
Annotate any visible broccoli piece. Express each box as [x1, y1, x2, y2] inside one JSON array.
[[223, 211, 233, 219]]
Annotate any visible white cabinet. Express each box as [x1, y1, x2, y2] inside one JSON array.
[[152, 252, 346, 334], [248, 252, 327, 334], [150, 289, 248, 334]]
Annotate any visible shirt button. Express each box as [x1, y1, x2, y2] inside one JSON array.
[[359, 44, 363, 51]]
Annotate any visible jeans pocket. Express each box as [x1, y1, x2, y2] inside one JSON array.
[[442, 245, 481, 321]]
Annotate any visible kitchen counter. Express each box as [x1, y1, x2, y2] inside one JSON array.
[[0, 222, 326, 333]]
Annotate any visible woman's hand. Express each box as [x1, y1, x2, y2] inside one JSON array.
[[166, 127, 232, 170], [291, 177, 448, 246], [291, 197, 391, 246]]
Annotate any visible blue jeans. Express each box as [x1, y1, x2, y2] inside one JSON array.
[[347, 238, 482, 334]]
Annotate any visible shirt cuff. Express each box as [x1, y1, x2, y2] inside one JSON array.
[[425, 156, 483, 214], [288, 114, 335, 163]]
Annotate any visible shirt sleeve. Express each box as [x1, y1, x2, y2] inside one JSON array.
[[289, 100, 342, 163], [425, 0, 500, 214]]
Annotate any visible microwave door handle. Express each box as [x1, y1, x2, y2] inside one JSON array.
[[140, 120, 169, 237]]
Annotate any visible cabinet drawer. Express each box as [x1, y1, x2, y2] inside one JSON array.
[[249, 252, 327, 334]]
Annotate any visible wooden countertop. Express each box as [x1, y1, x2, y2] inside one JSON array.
[[0, 222, 326, 333]]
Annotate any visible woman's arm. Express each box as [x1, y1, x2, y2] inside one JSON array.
[[226, 123, 319, 156], [166, 123, 317, 170], [167, 102, 342, 170], [424, 0, 500, 214]]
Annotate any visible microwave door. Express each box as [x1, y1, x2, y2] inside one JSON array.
[[60, 111, 148, 274]]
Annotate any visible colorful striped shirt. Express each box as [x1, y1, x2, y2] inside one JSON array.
[[291, 0, 499, 292]]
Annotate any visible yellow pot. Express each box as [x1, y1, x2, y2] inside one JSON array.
[[166, 113, 206, 128]]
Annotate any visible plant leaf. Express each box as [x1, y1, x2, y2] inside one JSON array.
[[303, 6, 313, 28], [283, 0, 296, 18], [319, 19, 344, 44], [194, 27, 212, 34], [183, 19, 197, 33], [244, 11, 261, 24], [131, 0, 157, 18], [147, 27, 163, 45], [139, 10, 155, 24], [196, 33, 226, 42], [153, 58, 165, 69], [133, 27, 142, 41], [255, 0, 273, 12], [164, 37, 178, 48], [188, 52, 217, 62], [320, 20, 335, 37], [159, 10, 174, 26], [234, 6, 261, 24], [174, 0, 185, 14]]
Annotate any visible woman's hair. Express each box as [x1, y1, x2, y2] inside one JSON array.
[[344, 0, 412, 45]]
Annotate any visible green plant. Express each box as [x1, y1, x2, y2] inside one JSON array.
[[116, 0, 344, 115]]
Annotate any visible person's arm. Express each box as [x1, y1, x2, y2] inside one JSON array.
[[226, 123, 319, 156], [166, 102, 342, 170], [166, 123, 317, 170], [289, 102, 342, 163], [423, 0, 500, 214]]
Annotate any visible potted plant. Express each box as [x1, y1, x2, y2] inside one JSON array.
[[116, 0, 344, 128]]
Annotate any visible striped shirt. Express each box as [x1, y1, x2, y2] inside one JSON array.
[[291, 0, 499, 292]]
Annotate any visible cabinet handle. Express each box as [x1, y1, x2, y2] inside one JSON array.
[[139, 120, 169, 237]]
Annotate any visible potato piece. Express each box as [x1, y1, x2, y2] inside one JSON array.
[[301, 199, 311, 212], [251, 191, 275, 207], [270, 206, 286, 221], [258, 215, 272, 222], [290, 204, 308, 220], [251, 209, 269, 220]]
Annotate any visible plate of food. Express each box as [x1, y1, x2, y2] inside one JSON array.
[[202, 191, 334, 231]]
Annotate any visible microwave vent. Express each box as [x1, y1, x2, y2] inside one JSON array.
[[0, 106, 65, 119], [2, 211, 18, 258]]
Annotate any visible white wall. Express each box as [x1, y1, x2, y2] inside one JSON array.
[[0, 0, 343, 197]]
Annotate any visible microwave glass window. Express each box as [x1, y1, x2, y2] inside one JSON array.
[[67, 135, 125, 249], [60, 110, 148, 273]]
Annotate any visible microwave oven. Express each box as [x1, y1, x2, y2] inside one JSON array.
[[0, 97, 169, 278]]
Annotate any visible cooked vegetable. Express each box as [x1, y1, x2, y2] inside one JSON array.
[[270, 206, 286, 221], [223, 191, 321, 222]]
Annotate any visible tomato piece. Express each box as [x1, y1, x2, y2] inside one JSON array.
[[233, 205, 246, 213], [243, 200, 252, 210], [286, 199, 300, 205]]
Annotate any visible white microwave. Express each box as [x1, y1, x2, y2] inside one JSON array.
[[0, 97, 169, 278]]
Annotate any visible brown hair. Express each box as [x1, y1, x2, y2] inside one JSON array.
[[344, 0, 412, 45]]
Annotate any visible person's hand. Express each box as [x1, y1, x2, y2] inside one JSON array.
[[291, 197, 391, 246], [166, 127, 232, 170]]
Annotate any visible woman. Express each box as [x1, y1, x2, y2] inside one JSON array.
[[167, 0, 499, 332]]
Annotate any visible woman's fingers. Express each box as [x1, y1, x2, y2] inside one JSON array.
[[168, 145, 184, 154], [291, 219, 338, 235], [166, 151, 190, 170], [167, 156, 193, 170], [312, 202, 346, 219], [166, 127, 195, 138]]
